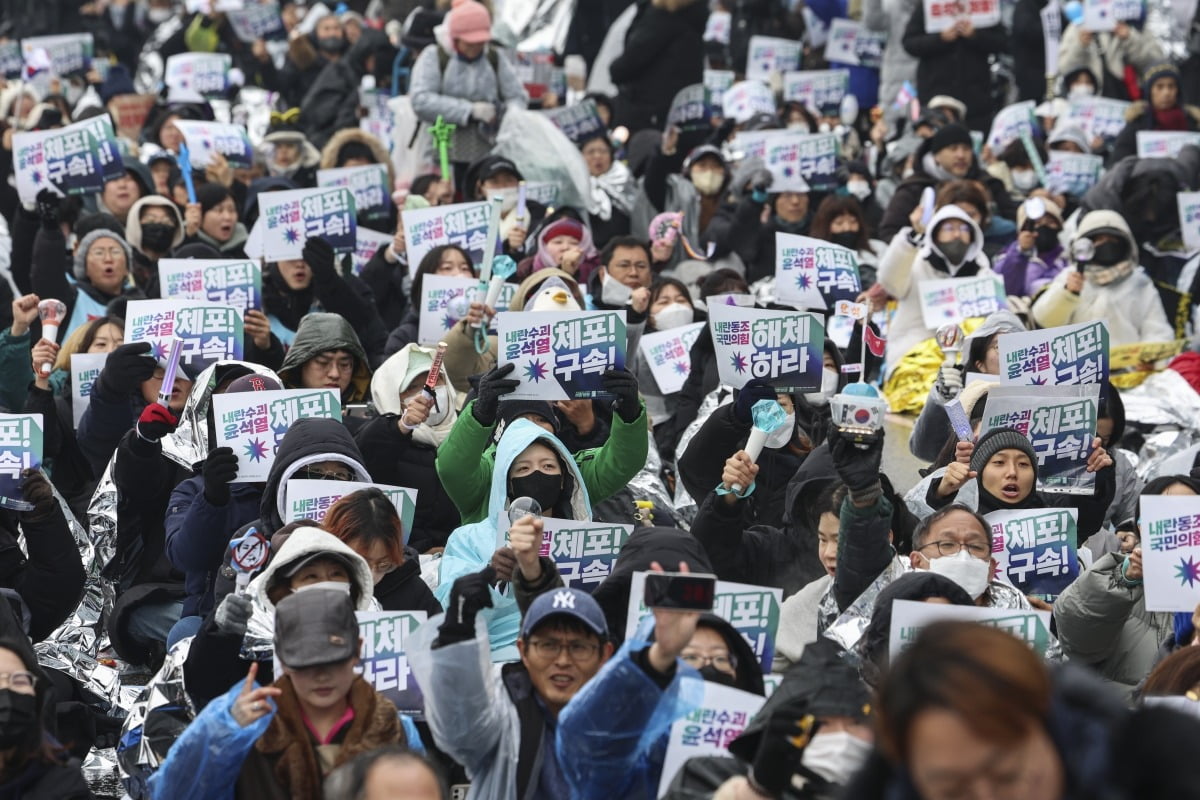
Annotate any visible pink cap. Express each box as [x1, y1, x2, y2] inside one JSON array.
[[448, 1, 492, 44]]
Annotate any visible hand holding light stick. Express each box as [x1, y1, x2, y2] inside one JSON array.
[[36, 299, 66, 376], [156, 337, 184, 409], [733, 399, 788, 493]]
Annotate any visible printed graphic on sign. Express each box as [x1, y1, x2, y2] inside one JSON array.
[[1062, 97, 1130, 141], [496, 311, 627, 401], [1136, 131, 1200, 159], [657, 683, 766, 797], [544, 99, 607, 145], [402, 200, 491, 275], [317, 164, 392, 224], [823, 19, 885, 68], [782, 69, 850, 112], [258, 187, 357, 261], [923, 0, 1001, 33], [498, 517, 633, 590], [917, 276, 1006, 328], [172, 120, 254, 170], [1180, 191, 1200, 254], [285, 479, 417, 539], [732, 131, 840, 191], [212, 389, 342, 482], [998, 321, 1109, 386], [70, 353, 107, 430], [352, 227, 394, 276], [164, 53, 232, 97], [1045, 152, 1104, 196], [13, 116, 125, 204], [356, 610, 427, 717], [1141, 495, 1200, 612], [987, 101, 1036, 151], [982, 384, 1099, 495], [709, 303, 824, 392], [889, 600, 1054, 660], [417, 274, 478, 346], [638, 322, 705, 395], [721, 81, 776, 124], [0, 415, 42, 502], [226, 2, 285, 42], [21, 34, 94, 77], [123, 299, 245, 376], [745, 36, 802, 82]]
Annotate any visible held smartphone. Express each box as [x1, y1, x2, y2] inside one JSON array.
[[343, 403, 376, 419], [644, 572, 718, 612]]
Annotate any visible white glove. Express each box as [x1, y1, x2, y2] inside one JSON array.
[[937, 364, 963, 400], [470, 102, 497, 123]]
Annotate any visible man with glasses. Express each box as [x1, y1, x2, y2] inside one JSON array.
[[410, 576, 612, 800], [590, 235, 653, 322]]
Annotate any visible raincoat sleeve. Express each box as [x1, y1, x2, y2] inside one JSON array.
[[0, 329, 31, 413], [409, 46, 473, 126], [434, 522, 509, 613], [435, 400, 498, 523], [833, 492, 895, 612], [573, 400, 649, 505], [1052, 552, 1140, 665], [147, 677, 274, 800]]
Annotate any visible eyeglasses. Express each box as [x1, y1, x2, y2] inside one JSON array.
[[365, 558, 397, 575], [919, 540, 991, 559], [0, 672, 37, 692], [681, 652, 737, 670], [610, 260, 650, 272], [527, 638, 600, 662], [298, 467, 354, 482], [313, 356, 355, 373], [937, 221, 973, 235], [88, 247, 126, 259]]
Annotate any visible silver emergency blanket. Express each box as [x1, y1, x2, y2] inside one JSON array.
[[494, 0, 576, 54], [116, 638, 197, 799], [670, 386, 735, 527], [493, 109, 597, 214], [1117, 369, 1200, 480]]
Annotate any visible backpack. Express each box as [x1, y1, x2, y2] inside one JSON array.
[[435, 46, 500, 86]]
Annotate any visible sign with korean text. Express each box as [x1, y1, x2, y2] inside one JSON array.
[[158, 258, 263, 312], [123, 299, 244, 377], [524, 182, 559, 207], [0, 42, 22, 79], [732, 131, 839, 192], [775, 233, 861, 310], [212, 388, 341, 482], [1045, 152, 1104, 196], [226, 2, 285, 42], [984, 508, 1080, 600], [704, 70, 736, 112], [889, 599, 1054, 660], [402, 200, 490, 275], [1062, 97, 1129, 141], [70, 353, 106, 430], [720, 81, 775, 124], [709, 303, 824, 392], [258, 187, 357, 261], [666, 85, 717, 134], [164, 53, 232, 98], [318, 164, 392, 224], [745, 36, 802, 82], [0, 415, 42, 502], [1180, 191, 1200, 253], [923, 0, 1001, 33], [626, 572, 783, 671], [13, 116, 125, 204], [499, 517, 633, 590], [352, 227, 393, 276], [355, 610, 427, 717], [285, 479, 417, 539], [998, 321, 1109, 386], [823, 19, 885, 68], [1140, 495, 1200, 612], [544, 99, 606, 145], [986, 100, 1036, 151], [782, 69, 850, 112], [496, 311, 626, 401], [917, 275, 1006, 329], [981, 384, 1100, 495], [1136, 131, 1200, 159], [418, 274, 478, 346], [1082, 0, 1144, 31], [171, 120, 254, 170], [658, 684, 766, 797], [359, 89, 393, 142], [704, 10, 732, 43], [109, 93, 158, 141], [21, 33, 93, 76], [638, 322, 705, 395]]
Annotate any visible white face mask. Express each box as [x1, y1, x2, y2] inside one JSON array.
[[653, 302, 694, 330], [801, 731, 872, 785], [1011, 169, 1039, 191], [764, 413, 795, 449], [1068, 83, 1095, 99], [691, 170, 724, 196], [422, 384, 452, 427], [787, 121, 811, 133], [927, 549, 991, 600], [487, 187, 518, 214], [846, 180, 871, 200], [601, 273, 634, 307], [803, 367, 839, 406]]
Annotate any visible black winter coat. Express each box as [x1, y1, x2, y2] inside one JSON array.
[[609, 0, 708, 131], [359, 248, 410, 332], [0, 504, 85, 644]]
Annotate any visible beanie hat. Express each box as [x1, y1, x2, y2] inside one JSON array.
[[541, 218, 584, 243], [196, 182, 232, 215], [99, 63, 136, 104], [74, 228, 133, 281], [1142, 62, 1181, 99], [970, 427, 1038, 476], [928, 123, 973, 154], [497, 399, 559, 432], [1016, 197, 1063, 229], [447, 1, 491, 44]]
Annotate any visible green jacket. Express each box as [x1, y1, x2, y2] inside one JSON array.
[[435, 398, 650, 524], [0, 330, 70, 412]]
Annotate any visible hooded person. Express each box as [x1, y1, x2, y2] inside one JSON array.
[[634, 142, 733, 273], [993, 197, 1068, 297], [319, 128, 397, 232], [1111, 64, 1200, 162], [276, 312, 374, 412], [124, 195, 187, 297], [1031, 210, 1175, 346], [261, 110, 322, 187], [515, 213, 602, 283], [463, 155, 547, 261], [354, 344, 462, 553], [186, 183, 249, 258]]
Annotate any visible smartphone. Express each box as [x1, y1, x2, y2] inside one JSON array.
[[343, 403, 376, 419], [644, 572, 717, 611]]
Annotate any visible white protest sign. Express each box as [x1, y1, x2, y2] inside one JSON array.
[[721, 81, 776, 124], [732, 130, 839, 191], [1180, 191, 1200, 253], [285, 479, 417, 539], [1062, 97, 1130, 141], [704, 10, 732, 43], [823, 18, 885, 67], [1045, 151, 1104, 196], [1042, 1, 1062, 73], [704, 70, 736, 112], [984, 507, 1080, 600], [225, 2, 284, 42], [13, 116, 124, 204], [418, 274, 478, 346], [745, 36, 802, 82], [1141, 495, 1200, 612], [498, 516, 633, 589], [164, 53, 232, 97], [21, 33, 93, 76], [70, 353, 107, 430], [0, 415, 43, 499], [496, 311, 627, 401], [923, 0, 1001, 33], [1137, 131, 1200, 159], [782, 69, 850, 112], [998, 320, 1109, 386], [1082, 0, 1143, 30], [981, 384, 1100, 495], [987, 101, 1036, 151], [352, 227, 394, 276], [318, 164, 393, 222], [658, 683, 766, 797], [258, 187, 357, 261], [212, 389, 342, 482], [917, 275, 1006, 329], [158, 258, 263, 312], [123, 299, 245, 376], [401, 200, 491, 274], [775, 233, 861, 310], [637, 322, 705, 395], [889, 599, 1055, 660], [709, 303, 825, 391], [171, 120, 254, 170]]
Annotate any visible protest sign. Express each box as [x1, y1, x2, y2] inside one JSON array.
[[418, 274, 478, 346], [1140, 495, 1200, 612], [984, 508, 1080, 600], [998, 320, 1109, 386], [359, 89, 393, 142], [225, 2, 285, 42], [986, 101, 1036, 151], [496, 311, 626, 401], [498, 517, 633, 589], [0, 415, 42, 502], [658, 683, 766, 797], [889, 599, 1054, 661], [524, 182, 560, 207], [666, 85, 717, 133], [171, 120, 254, 170], [627, 572, 783, 671], [917, 275, 1006, 329], [13, 116, 125, 204], [782, 69, 850, 112], [513, 50, 556, 96], [775, 233, 862, 310], [318, 164, 392, 224], [108, 94, 158, 141], [1180, 191, 1200, 253], [1082, 0, 1144, 30], [823, 18, 885, 68], [1045, 151, 1104, 196], [164, 53, 232, 97], [703, 70, 735, 111], [402, 200, 491, 273], [285, 479, 417, 537], [982, 384, 1100, 494], [745, 36, 802, 81], [709, 303, 824, 392], [124, 299, 244, 376], [638, 322, 706, 395], [213, 389, 341, 482], [1062, 97, 1130, 141], [0, 42, 22, 79], [1041, 1, 1062, 71], [157, 258, 262, 312], [70, 353, 106, 430], [21, 34, 93, 76], [1136, 131, 1200, 159], [544, 99, 606, 145], [732, 131, 839, 192], [258, 187, 357, 261], [352, 227, 394, 276], [721, 81, 775, 124], [923, 0, 1001, 32], [704, 10, 732, 43], [355, 610, 426, 716]]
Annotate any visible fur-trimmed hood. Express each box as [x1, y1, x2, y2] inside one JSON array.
[[1123, 100, 1200, 125], [319, 128, 395, 188]]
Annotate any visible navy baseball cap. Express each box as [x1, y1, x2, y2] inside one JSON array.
[[520, 588, 608, 639]]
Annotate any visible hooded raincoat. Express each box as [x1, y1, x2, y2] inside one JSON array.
[[277, 312, 374, 405]]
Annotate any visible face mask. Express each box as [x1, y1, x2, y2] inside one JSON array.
[[318, 36, 345, 54], [147, 6, 172, 23], [488, 188, 517, 214], [928, 549, 991, 599], [829, 230, 860, 250], [140, 222, 176, 253], [818, 121, 832, 134], [787, 121, 811, 133], [509, 471, 563, 513], [846, 179, 871, 200], [1069, 83, 1095, 99], [801, 731, 872, 785], [803, 367, 839, 406], [1011, 170, 1039, 192], [601, 274, 634, 307], [698, 664, 737, 687], [1035, 227, 1060, 252], [296, 580, 352, 596], [691, 170, 724, 196], [1091, 240, 1126, 267], [764, 413, 795, 449], [420, 385, 452, 427], [937, 239, 970, 266], [653, 302, 694, 330], [0, 689, 38, 748]]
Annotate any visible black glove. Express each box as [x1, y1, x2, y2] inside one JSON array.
[[602, 368, 642, 424], [748, 712, 819, 796], [471, 362, 518, 426], [436, 567, 496, 647], [35, 189, 60, 231], [96, 342, 156, 398], [20, 469, 57, 520], [302, 237, 337, 283], [203, 447, 239, 506], [733, 379, 776, 425], [828, 424, 884, 492]]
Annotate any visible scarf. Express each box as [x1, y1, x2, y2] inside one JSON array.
[[1152, 106, 1188, 131], [589, 161, 635, 222], [1084, 260, 1134, 286], [921, 152, 958, 184]]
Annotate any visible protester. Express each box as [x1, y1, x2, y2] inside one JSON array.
[[1110, 63, 1200, 163]]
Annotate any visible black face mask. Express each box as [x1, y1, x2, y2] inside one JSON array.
[[1035, 227, 1060, 253], [509, 471, 563, 514], [318, 36, 345, 54], [1092, 240, 1127, 267], [0, 689, 37, 748], [938, 239, 969, 266], [698, 664, 737, 687], [829, 231, 860, 250], [140, 222, 176, 253]]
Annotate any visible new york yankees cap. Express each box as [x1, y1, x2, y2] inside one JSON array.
[[520, 587, 608, 640]]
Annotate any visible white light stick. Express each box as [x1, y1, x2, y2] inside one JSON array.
[[733, 399, 788, 493], [36, 299, 66, 376], [473, 255, 517, 329]]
